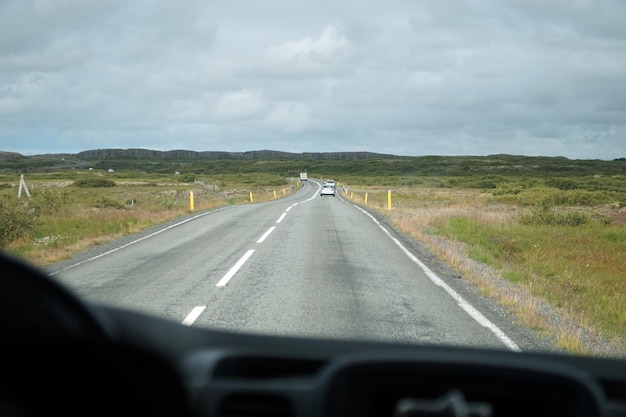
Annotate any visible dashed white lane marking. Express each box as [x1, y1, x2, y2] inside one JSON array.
[[257, 226, 276, 243], [213, 185, 322, 288], [186, 183, 321, 321], [350, 203, 522, 352], [216, 249, 256, 287], [182, 306, 206, 326]]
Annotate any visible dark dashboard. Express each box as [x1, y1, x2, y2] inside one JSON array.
[[1, 252, 626, 417]]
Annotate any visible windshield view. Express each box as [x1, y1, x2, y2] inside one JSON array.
[[1, 0, 625, 362]]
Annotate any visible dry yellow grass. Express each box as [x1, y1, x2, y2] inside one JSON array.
[[5, 180, 298, 266], [343, 186, 625, 356]]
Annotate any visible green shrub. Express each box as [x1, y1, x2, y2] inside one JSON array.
[[604, 229, 626, 242], [0, 195, 39, 247], [177, 173, 196, 182], [518, 199, 590, 226], [545, 177, 579, 190], [73, 178, 116, 188], [510, 187, 618, 207], [159, 197, 180, 209], [32, 190, 74, 216], [561, 211, 591, 226], [492, 182, 524, 196], [93, 197, 126, 210], [263, 177, 290, 187]]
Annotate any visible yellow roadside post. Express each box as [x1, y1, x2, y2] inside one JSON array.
[[388, 190, 392, 210], [189, 191, 195, 211], [365, 192, 368, 204], [250, 192, 254, 203], [274, 190, 277, 199]]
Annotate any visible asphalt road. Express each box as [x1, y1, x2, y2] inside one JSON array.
[[50, 180, 550, 352]]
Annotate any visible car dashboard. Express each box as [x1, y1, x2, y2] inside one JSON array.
[[5, 334, 626, 417], [178, 333, 626, 417], [2, 253, 626, 417]]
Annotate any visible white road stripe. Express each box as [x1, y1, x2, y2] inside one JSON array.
[[182, 306, 206, 326], [351, 204, 521, 352], [257, 227, 276, 243], [49, 207, 232, 276], [54, 183, 316, 278], [216, 249, 256, 287], [276, 213, 287, 223]]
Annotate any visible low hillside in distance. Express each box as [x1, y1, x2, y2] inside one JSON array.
[[0, 148, 625, 180]]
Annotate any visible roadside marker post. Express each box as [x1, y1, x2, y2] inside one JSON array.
[[18, 175, 31, 198], [388, 190, 392, 210], [365, 193, 368, 204], [189, 191, 194, 211]]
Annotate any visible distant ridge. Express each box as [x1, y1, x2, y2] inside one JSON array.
[[76, 149, 400, 161], [0, 151, 26, 160]]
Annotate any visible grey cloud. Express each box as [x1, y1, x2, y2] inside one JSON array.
[[0, 0, 624, 159]]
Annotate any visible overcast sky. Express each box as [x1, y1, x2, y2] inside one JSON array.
[[1, 0, 625, 159]]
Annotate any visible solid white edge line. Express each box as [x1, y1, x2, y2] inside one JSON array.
[[182, 306, 206, 326], [216, 249, 256, 287], [276, 213, 287, 223], [257, 226, 276, 243], [351, 204, 522, 352], [49, 206, 232, 276]]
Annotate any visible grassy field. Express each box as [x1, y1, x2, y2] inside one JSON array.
[[0, 171, 297, 264], [341, 183, 626, 356]]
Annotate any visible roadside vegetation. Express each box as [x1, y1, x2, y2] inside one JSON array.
[[0, 171, 296, 265], [1, 154, 625, 355], [341, 175, 626, 356]]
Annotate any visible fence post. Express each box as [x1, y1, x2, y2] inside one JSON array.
[[18, 175, 31, 198]]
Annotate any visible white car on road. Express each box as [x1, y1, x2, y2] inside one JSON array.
[[320, 183, 336, 197]]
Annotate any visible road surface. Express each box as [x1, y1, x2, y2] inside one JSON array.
[[50, 180, 549, 352]]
